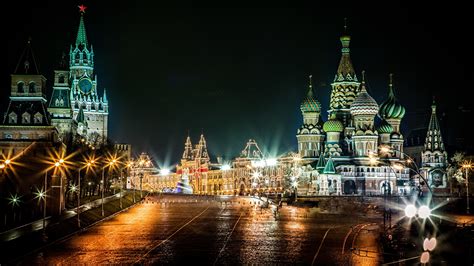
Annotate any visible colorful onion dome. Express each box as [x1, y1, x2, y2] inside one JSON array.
[[323, 114, 344, 133], [377, 119, 393, 134], [350, 71, 379, 116], [300, 75, 321, 113], [379, 74, 405, 120]]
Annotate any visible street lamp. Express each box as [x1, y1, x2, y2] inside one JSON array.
[[101, 157, 118, 216], [77, 158, 95, 227], [40, 158, 65, 234], [462, 162, 472, 214], [119, 161, 133, 209], [404, 204, 431, 220]]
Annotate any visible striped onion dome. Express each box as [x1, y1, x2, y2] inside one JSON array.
[[379, 74, 405, 120], [300, 76, 321, 113], [377, 119, 393, 134], [350, 72, 379, 116]]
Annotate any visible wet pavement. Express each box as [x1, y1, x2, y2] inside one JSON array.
[[16, 194, 383, 265]]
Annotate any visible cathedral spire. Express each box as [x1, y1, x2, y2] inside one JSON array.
[[195, 134, 210, 164], [308, 74, 314, 97], [424, 99, 445, 152], [76, 5, 88, 48], [182, 134, 193, 160], [103, 88, 108, 103], [329, 19, 360, 116], [335, 18, 356, 82]]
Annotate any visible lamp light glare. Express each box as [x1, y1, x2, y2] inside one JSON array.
[[418, 205, 431, 219], [404, 204, 417, 218]]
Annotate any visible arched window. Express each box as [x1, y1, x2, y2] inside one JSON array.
[[22, 112, 31, 124], [58, 75, 65, 83], [17, 81, 24, 93], [29, 82, 35, 93]]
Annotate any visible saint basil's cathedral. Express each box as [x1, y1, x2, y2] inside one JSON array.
[[160, 28, 449, 197]]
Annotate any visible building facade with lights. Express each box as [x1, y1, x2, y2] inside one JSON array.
[[135, 32, 449, 197], [49, 8, 109, 145], [295, 31, 413, 196], [0, 41, 67, 215]]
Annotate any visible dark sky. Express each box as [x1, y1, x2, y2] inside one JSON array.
[[4, 1, 473, 166]]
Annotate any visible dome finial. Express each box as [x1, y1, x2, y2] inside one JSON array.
[[360, 70, 367, 92], [308, 74, 314, 97], [388, 73, 395, 98], [344, 17, 347, 33]]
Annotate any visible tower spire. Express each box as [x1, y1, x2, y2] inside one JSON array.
[[103, 88, 108, 103], [182, 134, 193, 160], [76, 5, 88, 47], [14, 38, 40, 74], [424, 98, 445, 152]]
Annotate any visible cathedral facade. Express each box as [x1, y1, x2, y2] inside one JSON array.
[[132, 30, 449, 197], [295, 31, 412, 196]]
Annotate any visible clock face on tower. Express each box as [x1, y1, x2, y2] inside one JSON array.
[[78, 78, 93, 94]]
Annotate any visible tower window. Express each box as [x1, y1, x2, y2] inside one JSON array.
[[22, 112, 31, 124], [34, 112, 43, 124], [58, 75, 65, 83], [9, 112, 17, 123], [29, 82, 35, 93], [17, 81, 24, 93]]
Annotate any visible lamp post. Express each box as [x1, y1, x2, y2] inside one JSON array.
[[77, 159, 95, 227], [102, 158, 117, 216], [462, 163, 472, 214], [40, 159, 64, 235]]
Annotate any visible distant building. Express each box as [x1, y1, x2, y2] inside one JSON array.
[[0, 40, 67, 215], [421, 101, 449, 194]]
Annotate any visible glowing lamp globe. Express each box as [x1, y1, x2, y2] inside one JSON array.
[[404, 204, 417, 218], [420, 251, 430, 264], [418, 205, 431, 219]]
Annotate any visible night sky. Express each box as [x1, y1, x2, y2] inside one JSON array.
[[4, 1, 473, 166]]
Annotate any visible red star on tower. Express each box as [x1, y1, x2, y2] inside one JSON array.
[[78, 5, 87, 13]]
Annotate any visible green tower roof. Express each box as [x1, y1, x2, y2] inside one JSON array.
[[76, 14, 88, 47], [323, 156, 336, 174], [316, 154, 326, 170]]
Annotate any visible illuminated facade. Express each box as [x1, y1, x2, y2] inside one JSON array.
[[421, 101, 448, 193], [140, 31, 448, 197], [296, 31, 411, 196], [0, 41, 67, 215], [49, 8, 109, 145]]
